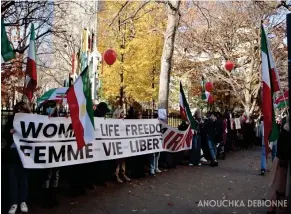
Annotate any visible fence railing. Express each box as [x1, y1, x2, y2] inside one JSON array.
[[1, 108, 182, 134]]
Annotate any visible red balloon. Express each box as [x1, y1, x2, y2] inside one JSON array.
[[225, 60, 234, 71], [205, 82, 213, 92], [104, 49, 117, 65]]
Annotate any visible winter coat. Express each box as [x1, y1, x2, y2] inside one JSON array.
[[4, 115, 15, 150]]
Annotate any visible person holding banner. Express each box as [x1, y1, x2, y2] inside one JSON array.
[[149, 112, 162, 176], [94, 102, 110, 117], [4, 102, 30, 214], [93, 102, 112, 187], [48, 103, 67, 117], [205, 113, 219, 167], [42, 103, 66, 208], [113, 108, 131, 183], [133, 111, 151, 177], [189, 109, 203, 167]]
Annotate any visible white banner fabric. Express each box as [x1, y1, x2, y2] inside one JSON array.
[[12, 113, 193, 168]]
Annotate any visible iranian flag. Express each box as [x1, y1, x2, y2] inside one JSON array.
[[261, 25, 280, 155], [1, 21, 15, 63], [66, 66, 95, 149], [37, 87, 68, 105], [274, 90, 289, 109], [203, 91, 213, 103], [24, 24, 37, 101], [180, 82, 198, 130], [201, 78, 213, 103]]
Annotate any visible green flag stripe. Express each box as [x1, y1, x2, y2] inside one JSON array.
[[37, 88, 56, 102], [81, 67, 94, 128], [261, 25, 268, 54], [1, 21, 15, 62], [180, 82, 198, 130]]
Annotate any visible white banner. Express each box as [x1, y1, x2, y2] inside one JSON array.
[[12, 113, 193, 168]]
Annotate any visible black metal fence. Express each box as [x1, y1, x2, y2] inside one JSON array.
[[1, 105, 182, 134]]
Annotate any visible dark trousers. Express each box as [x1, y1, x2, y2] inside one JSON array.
[[165, 153, 176, 168], [8, 149, 28, 205], [189, 135, 201, 165], [67, 165, 86, 191], [43, 168, 60, 188], [95, 161, 114, 184], [225, 132, 232, 152], [129, 155, 147, 178], [227, 130, 237, 150]]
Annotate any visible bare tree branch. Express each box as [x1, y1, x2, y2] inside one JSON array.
[[109, 1, 129, 27]]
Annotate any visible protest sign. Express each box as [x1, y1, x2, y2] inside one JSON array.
[[12, 113, 193, 168]]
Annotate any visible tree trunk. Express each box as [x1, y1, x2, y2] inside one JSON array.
[[158, 0, 181, 115], [119, 18, 125, 108]]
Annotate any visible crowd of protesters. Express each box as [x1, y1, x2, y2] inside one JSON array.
[[2, 101, 290, 214]]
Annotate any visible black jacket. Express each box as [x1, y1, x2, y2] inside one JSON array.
[[205, 119, 223, 143], [277, 128, 291, 161], [4, 115, 15, 150], [215, 118, 224, 143], [205, 119, 216, 141]]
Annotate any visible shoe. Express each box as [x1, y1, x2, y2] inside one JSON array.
[[210, 160, 218, 167], [155, 169, 162, 173], [196, 163, 202, 166], [149, 170, 156, 176], [8, 204, 17, 214], [20, 202, 28, 213], [116, 175, 123, 183], [189, 163, 193, 167], [261, 169, 266, 176], [122, 174, 131, 182], [200, 157, 207, 163]]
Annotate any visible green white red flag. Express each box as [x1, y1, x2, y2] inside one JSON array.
[[261, 25, 280, 155], [37, 87, 68, 105], [180, 82, 198, 131], [274, 90, 289, 109], [201, 78, 213, 103], [204, 91, 213, 103], [66, 66, 95, 149], [24, 24, 37, 101], [1, 21, 15, 63]]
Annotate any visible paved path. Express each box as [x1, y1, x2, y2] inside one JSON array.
[[29, 147, 271, 214]]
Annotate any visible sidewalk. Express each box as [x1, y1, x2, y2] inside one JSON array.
[[21, 147, 270, 214]]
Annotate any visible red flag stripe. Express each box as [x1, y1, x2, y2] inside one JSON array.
[[262, 82, 272, 155], [270, 68, 280, 92], [24, 58, 37, 101], [66, 86, 86, 149], [180, 106, 188, 121]]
